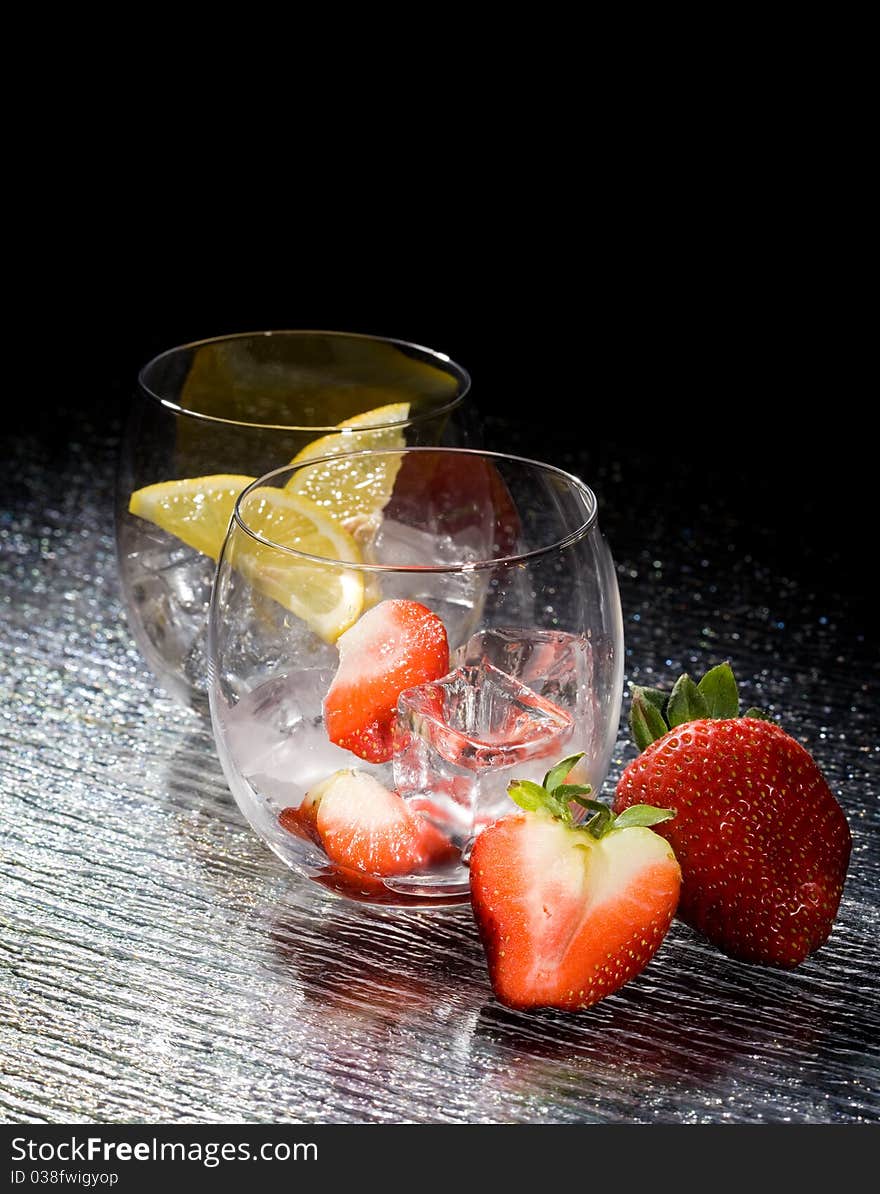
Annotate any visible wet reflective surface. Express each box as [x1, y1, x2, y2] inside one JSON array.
[[1, 417, 877, 1123]]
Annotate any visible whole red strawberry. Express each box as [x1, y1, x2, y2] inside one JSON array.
[[614, 663, 851, 968]]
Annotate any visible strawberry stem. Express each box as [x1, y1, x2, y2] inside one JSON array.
[[508, 753, 592, 825], [582, 801, 674, 840], [507, 754, 674, 839], [581, 801, 614, 838], [629, 661, 772, 750]]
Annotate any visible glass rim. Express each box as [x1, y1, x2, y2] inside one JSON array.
[[231, 447, 599, 573], [137, 329, 471, 432]]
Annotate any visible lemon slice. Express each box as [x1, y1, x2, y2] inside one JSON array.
[[129, 475, 254, 561], [129, 477, 364, 641], [232, 487, 364, 642], [284, 401, 409, 524]]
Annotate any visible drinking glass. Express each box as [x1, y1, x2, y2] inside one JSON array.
[[208, 448, 624, 906], [115, 331, 472, 707]]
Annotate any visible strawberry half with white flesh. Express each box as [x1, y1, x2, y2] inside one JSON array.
[[470, 754, 681, 1011], [324, 599, 450, 763], [279, 770, 456, 876]]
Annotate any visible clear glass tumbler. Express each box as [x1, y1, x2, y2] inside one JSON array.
[[208, 448, 624, 906], [115, 331, 471, 707]]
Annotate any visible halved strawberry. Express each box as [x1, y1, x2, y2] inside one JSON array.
[[323, 598, 450, 763], [280, 769, 457, 876], [278, 793, 321, 846], [470, 754, 681, 1011]]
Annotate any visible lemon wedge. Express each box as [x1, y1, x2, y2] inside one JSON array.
[[285, 401, 409, 525], [129, 475, 255, 561], [127, 402, 408, 641], [129, 477, 364, 641], [232, 487, 364, 642], [298, 401, 410, 453]]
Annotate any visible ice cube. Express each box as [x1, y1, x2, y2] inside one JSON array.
[[455, 626, 618, 793], [362, 518, 489, 649], [134, 537, 193, 575], [130, 568, 205, 662], [454, 625, 589, 707], [160, 552, 214, 612], [213, 576, 339, 702], [394, 663, 574, 840], [123, 514, 339, 698], [122, 517, 215, 682], [218, 669, 391, 810]]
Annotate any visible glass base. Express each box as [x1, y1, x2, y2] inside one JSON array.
[[307, 863, 472, 908]]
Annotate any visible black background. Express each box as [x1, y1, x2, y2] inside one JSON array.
[[10, 228, 870, 632]]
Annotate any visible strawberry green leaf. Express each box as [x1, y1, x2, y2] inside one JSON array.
[[631, 691, 669, 751], [507, 779, 551, 812], [697, 662, 739, 719], [578, 798, 611, 817], [632, 685, 669, 717], [583, 802, 615, 839], [548, 793, 574, 822], [507, 778, 572, 823], [542, 753, 585, 795], [612, 804, 676, 830], [667, 674, 710, 727], [744, 706, 773, 721], [553, 783, 594, 804]]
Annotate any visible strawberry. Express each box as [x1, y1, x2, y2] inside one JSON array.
[[384, 451, 522, 561], [279, 769, 456, 876], [614, 662, 852, 968], [470, 753, 681, 1011], [278, 793, 321, 846], [324, 599, 450, 763]]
